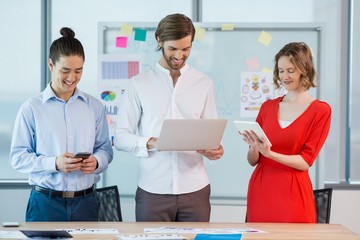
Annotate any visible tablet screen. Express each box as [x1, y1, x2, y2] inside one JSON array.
[[20, 230, 73, 239], [234, 120, 272, 146]]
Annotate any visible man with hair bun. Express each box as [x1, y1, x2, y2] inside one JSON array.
[[10, 27, 113, 221]]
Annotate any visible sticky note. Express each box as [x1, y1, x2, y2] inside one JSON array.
[[257, 31, 272, 46], [221, 24, 234, 31], [195, 27, 206, 40], [120, 23, 133, 36], [134, 29, 147, 41], [262, 66, 273, 73], [115, 36, 128, 48]]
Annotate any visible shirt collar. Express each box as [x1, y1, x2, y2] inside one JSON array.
[[155, 62, 190, 75], [42, 83, 88, 103]]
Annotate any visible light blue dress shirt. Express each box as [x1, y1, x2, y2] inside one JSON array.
[[9, 84, 113, 191]]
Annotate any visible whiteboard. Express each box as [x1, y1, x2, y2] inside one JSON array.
[[98, 22, 323, 198]]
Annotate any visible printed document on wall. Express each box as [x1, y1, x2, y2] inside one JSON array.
[[240, 71, 286, 118], [97, 54, 141, 145]]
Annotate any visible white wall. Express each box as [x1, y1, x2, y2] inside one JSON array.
[[330, 190, 360, 235], [0, 187, 30, 222]]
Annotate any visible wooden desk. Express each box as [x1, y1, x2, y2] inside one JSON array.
[[1, 222, 360, 240]]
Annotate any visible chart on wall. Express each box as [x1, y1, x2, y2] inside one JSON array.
[[98, 54, 142, 145], [98, 22, 323, 197]]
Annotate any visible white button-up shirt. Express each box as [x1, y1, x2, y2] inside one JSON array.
[[115, 63, 219, 194]]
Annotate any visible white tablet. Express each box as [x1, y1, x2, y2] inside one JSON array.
[[156, 119, 227, 151], [234, 120, 272, 146]]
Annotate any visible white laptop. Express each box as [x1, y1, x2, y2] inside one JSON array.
[[155, 119, 227, 151]]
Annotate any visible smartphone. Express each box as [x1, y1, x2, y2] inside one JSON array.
[[74, 152, 91, 160]]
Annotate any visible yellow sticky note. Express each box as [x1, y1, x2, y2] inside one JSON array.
[[195, 27, 206, 40], [120, 23, 133, 36], [221, 24, 234, 31], [262, 66, 273, 73], [257, 31, 272, 46]]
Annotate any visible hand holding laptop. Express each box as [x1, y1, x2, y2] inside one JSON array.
[[146, 119, 227, 152], [147, 135, 224, 160], [147, 137, 158, 151], [196, 144, 224, 160]]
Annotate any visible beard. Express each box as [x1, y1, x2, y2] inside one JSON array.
[[162, 48, 188, 71]]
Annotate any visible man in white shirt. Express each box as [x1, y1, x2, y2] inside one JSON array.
[[115, 13, 223, 222]]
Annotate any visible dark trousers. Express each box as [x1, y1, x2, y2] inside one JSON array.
[[26, 189, 99, 222], [135, 184, 211, 222]]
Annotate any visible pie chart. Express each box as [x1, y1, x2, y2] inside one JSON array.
[[101, 91, 116, 101]]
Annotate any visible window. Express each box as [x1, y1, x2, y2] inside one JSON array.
[[0, 0, 42, 179]]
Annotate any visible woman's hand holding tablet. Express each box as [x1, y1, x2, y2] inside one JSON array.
[[234, 120, 272, 146]]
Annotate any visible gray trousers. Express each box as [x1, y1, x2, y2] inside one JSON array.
[[135, 184, 211, 222]]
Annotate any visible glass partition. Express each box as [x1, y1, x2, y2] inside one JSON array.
[[0, 0, 42, 179]]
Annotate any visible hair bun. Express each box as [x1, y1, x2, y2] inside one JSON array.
[[60, 27, 75, 38]]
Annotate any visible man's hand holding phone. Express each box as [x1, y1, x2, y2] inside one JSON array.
[[74, 152, 97, 174], [74, 152, 91, 160], [55, 152, 93, 173]]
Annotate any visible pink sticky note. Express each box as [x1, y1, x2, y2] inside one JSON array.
[[116, 36, 128, 48], [246, 57, 260, 71]]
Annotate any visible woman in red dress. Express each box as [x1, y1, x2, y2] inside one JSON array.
[[241, 42, 331, 223]]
